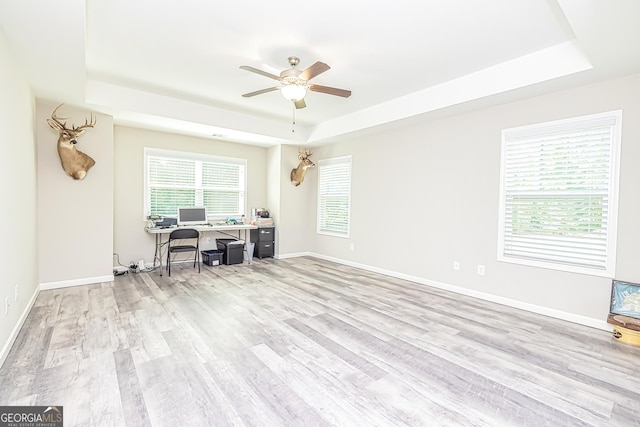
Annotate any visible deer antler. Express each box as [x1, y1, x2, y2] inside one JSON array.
[[51, 104, 69, 128], [73, 113, 96, 132], [50, 104, 95, 132], [298, 148, 312, 160]]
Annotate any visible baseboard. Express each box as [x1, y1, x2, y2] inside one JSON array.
[[303, 252, 612, 332], [276, 251, 313, 260], [0, 286, 39, 369], [40, 274, 114, 291]]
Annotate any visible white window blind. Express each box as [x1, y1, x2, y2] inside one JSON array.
[[498, 110, 622, 277], [145, 148, 246, 219], [318, 156, 352, 237]]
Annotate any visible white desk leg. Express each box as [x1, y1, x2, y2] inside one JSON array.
[[156, 233, 164, 276], [245, 229, 251, 265]]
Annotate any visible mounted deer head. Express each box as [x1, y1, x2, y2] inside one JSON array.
[[290, 148, 315, 186], [47, 104, 96, 180]]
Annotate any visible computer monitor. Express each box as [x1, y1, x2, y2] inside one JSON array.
[[177, 206, 208, 226]]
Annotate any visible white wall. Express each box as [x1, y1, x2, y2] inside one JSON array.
[[113, 126, 268, 266], [37, 100, 114, 288], [310, 73, 640, 327], [266, 145, 281, 254], [276, 145, 316, 256], [0, 28, 38, 366]]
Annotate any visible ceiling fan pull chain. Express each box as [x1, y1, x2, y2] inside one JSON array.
[[292, 103, 296, 133]]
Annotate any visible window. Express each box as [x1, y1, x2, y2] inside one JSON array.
[[498, 110, 622, 277], [317, 156, 352, 237], [144, 148, 246, 219]]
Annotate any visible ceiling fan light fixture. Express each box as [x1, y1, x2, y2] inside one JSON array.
[[280, 84, 307, 101]]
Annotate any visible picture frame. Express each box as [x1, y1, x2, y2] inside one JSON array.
[[610, 280, 640, 321]]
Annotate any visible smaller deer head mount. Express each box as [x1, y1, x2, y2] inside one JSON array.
[[290, 148, 315, 187], [47, 104, 96, 180]]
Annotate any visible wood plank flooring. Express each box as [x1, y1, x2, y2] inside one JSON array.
[[1, 257, 639, 426]]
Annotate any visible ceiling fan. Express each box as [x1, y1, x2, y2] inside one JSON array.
[[240, 56, 351, 109]]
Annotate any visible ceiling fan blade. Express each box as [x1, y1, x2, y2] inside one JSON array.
[[239, 65, 281, 81], [299, 61, 330, 81], [294, 99, 306, 109], [242, 87, 280, 97], [309, 84, 352, 98]]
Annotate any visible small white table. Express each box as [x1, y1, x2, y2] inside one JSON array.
[[146, 223, 258, 275]]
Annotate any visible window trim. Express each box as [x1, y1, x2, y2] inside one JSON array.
[[317, 155, 352, 238], [497, 110, 622, 277], [143, 147, 247, 221]]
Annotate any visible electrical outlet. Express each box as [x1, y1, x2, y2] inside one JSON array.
[[350, 243, 355, 251], [206, 237, 211, 243], [14, 284, 18, 301], [453, 261, 460, 271], [4, 297, 8, 315], [477, 265, 486, 276]]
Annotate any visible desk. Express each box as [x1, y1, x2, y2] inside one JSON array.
[[146, 224, 258, 275]]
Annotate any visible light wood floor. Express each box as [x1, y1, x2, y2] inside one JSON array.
[[1, 257, 639, 426]]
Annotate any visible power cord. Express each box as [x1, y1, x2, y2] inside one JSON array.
[[113, 253, 129, 275], [112, 253, 159, 275]]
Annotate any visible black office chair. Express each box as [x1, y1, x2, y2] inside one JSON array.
[[166, 228, 200, 276]]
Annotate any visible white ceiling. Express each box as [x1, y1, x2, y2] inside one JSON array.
[[1, 0, 639, 146]]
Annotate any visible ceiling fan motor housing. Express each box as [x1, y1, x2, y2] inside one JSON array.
[[281, 56, 305, 85], [280, 68, 304, 84]]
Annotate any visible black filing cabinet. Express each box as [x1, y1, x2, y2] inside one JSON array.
[[251, 227, 275, 259]]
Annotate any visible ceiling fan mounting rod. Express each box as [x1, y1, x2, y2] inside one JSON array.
[[287, 56, 300, 67]]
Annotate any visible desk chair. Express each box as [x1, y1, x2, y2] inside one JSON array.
[[166, 228, 200, 276]]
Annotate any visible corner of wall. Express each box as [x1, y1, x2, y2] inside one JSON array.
[[0, 29, 39, 369]]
